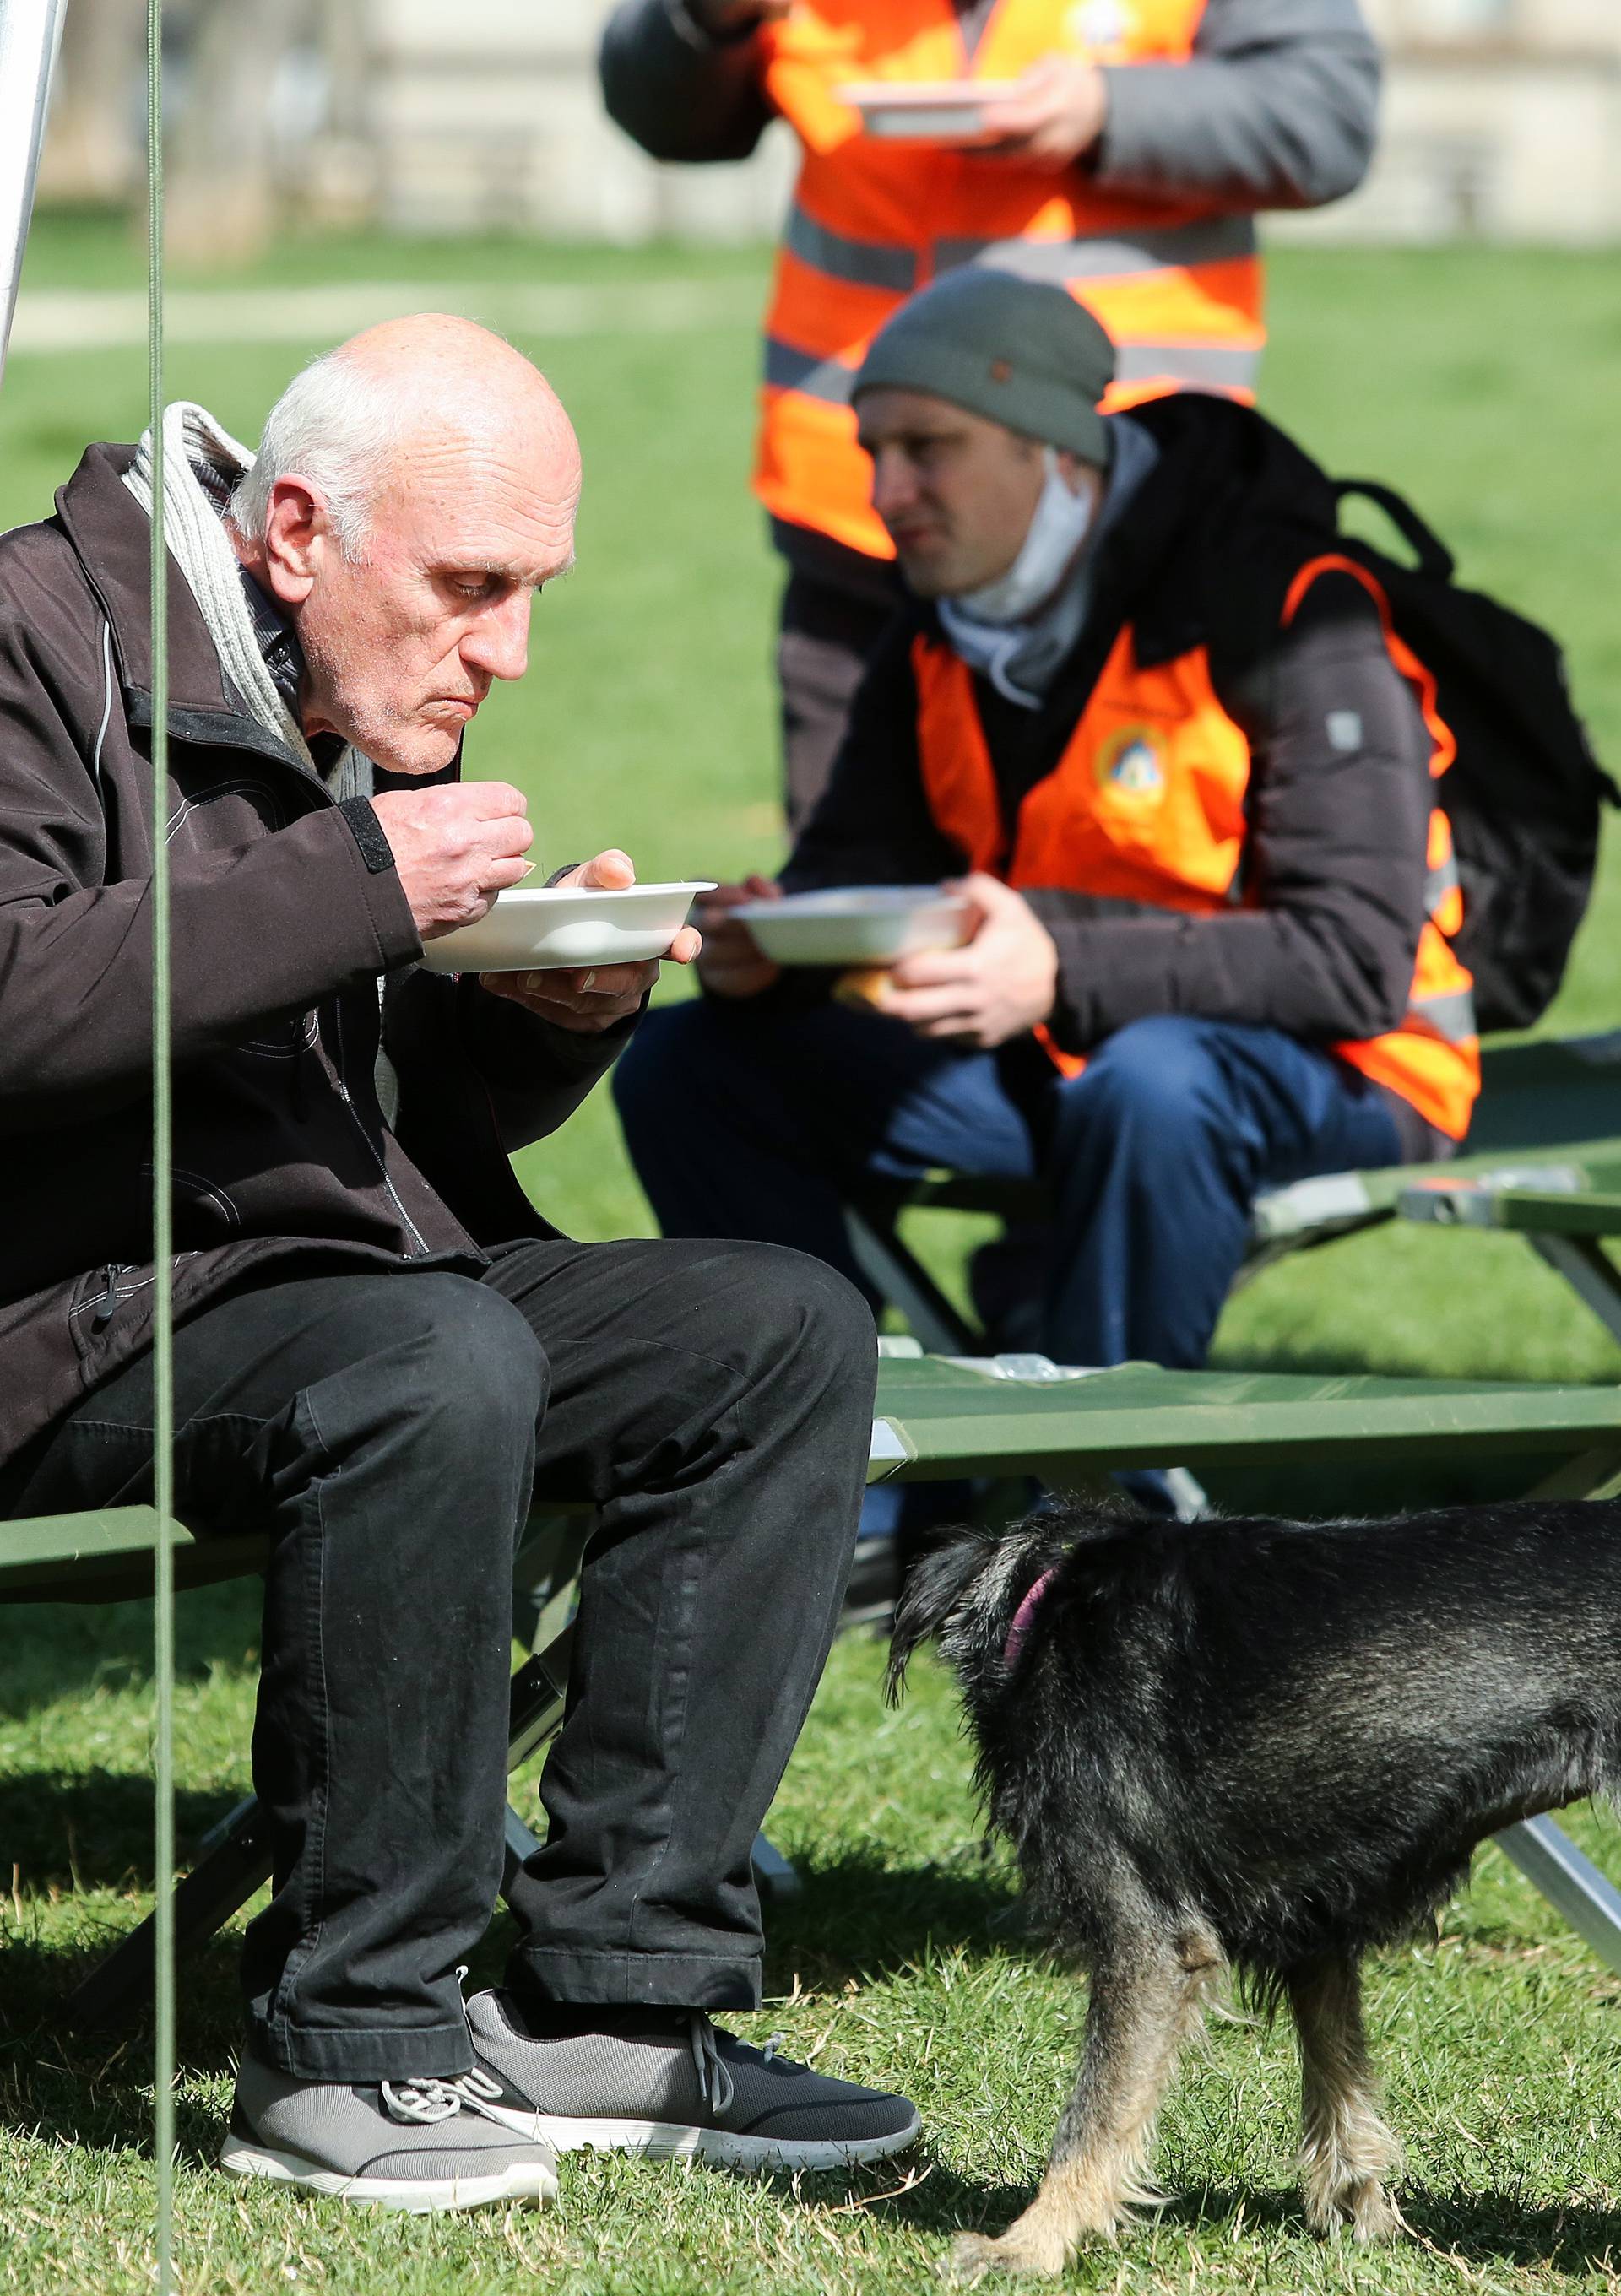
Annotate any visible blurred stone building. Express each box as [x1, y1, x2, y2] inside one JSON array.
[[1286, 0, 1621, 243], [38, 0, 1621, 254]]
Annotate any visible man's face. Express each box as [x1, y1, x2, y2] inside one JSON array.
[[279, 422, 581, 776], [855, 387, 1048, 598]]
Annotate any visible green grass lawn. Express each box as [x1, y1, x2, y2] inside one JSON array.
[[4, 221, 1621, 2291]]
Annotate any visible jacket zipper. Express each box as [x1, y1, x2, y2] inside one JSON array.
[[90, 1263, 125, 1328], [88, 1254, 203, 1330], [326, 998, 429, 1257]]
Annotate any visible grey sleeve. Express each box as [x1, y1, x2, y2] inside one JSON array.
[[1092, 0, 1380, 211], [599, 0, 774, 164], [1023, 575, 1432, 1051]]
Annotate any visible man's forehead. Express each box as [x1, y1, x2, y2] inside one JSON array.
[[856, 387, 990, 445], [379, 461, 577, 584]]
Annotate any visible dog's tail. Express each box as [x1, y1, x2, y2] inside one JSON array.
[[885, 1526, 998, 1706]]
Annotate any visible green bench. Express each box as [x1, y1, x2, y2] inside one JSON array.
[[12, 1345, 1621, 2012], [846, 1029, 1621, 1356]]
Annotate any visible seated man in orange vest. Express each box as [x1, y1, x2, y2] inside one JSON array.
[[614, 270, 1475, 1387]]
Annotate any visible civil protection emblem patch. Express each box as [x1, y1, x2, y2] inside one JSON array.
[[1063, 0, 1135, 58], [1095, 724, 1168, 799]]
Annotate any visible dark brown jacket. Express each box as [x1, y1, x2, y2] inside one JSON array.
[[0, 444, 625, 1474]]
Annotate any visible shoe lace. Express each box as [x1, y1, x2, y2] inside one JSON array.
[[685, 2016, 790, 2116], [380, 2067, 505, 2127], [687, 2014, 735, 2115]]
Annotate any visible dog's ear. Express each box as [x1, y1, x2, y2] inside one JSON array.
[[886, 1528, 995, 1705]]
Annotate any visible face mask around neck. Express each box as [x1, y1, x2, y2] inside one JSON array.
[[953, 446, 1097, 626]]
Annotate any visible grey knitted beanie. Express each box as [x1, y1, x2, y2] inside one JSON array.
[[853, 268, 1115, 466]]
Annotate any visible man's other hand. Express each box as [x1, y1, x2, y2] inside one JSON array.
[[371, 781, 534, 940], [881, 874, 1059, 1047], [480, 849, 702, 1034], [694, 877, 783, 1001], [977, 57, 1109, 169]]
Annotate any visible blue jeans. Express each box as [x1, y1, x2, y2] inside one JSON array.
[[615, 1000, 1405, 1373]]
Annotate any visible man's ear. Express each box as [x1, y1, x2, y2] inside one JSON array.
[[260, 476, 325, 607]]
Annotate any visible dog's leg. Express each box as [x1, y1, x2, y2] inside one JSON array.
[[1288, 1953, 1402, 2243], [951, 1925, 1220, 2282]]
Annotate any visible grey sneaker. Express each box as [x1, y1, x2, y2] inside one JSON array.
[[220, 2053, 558, 2212], [464, 1989, 920, 2174]]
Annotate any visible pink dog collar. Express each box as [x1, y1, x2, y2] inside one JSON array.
[[1003, 1564, 1059, 1668]]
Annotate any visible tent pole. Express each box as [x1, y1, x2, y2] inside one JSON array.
[[0, 0, 69, 391]]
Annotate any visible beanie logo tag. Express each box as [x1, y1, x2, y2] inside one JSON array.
[[989, 358, 1013, 384]]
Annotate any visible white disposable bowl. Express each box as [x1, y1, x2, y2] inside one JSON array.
[[419, 880, 714, 974], [732, 885, 973, 967], [838, 79, 1019, 142]]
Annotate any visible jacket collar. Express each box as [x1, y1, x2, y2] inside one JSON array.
[[52, 442, 315, 774], [55, 444, 235, 712]]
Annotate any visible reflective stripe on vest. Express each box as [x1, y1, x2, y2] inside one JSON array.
[[756, 0, 1265, 558], [1279, 555, 1478, 1138], [910, 607, 1481, 1140]]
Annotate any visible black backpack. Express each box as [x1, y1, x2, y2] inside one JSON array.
[[1329, 479, 1616, 1033]]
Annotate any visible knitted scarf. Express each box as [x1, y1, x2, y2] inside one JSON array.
[[122, 402, 399, 1124], [122, 400, 372, 805]]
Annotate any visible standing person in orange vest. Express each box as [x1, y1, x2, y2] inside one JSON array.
[[613, 273, 1476, 1399], [599, 0, 1380, 826]]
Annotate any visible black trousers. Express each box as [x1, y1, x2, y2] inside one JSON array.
[[778, 567, 900, 832], [6, 1237, 876, 2080]]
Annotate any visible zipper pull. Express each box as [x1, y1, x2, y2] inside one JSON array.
[[90, 1264, 122, 1329]]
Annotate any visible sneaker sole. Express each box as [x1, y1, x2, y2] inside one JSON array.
[[219, 2138, 556, 2212], [486, 2106, 922, 2174]]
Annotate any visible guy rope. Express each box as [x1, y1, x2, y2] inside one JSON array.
[[145, 0, 180, 2283]]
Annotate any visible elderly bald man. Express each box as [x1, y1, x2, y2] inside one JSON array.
[[0, 317, 915, 2208]]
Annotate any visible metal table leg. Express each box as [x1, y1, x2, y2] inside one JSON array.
[[845, 1202, 980, 1356], [1529, 1233, 1621, 1348], [1496, 1815, 1621, 1977]]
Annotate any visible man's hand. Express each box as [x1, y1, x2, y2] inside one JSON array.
[[480, 849, 702, 1034], [686, 0, 792, 35], [370, 782, 534, 941], [978, 57, 1109, 169], [881, 874, 1059, 1047], [694, 876, 783, 1001]]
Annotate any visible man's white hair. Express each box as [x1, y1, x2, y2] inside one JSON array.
[[228, 344, 405, 560]]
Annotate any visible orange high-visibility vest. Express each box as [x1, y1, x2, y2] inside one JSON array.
[[756, 0, 1265, 560], [909, 566, 1482, 1140]]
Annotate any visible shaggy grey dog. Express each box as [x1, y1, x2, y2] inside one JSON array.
[[888, 1496, 1621, 2279]]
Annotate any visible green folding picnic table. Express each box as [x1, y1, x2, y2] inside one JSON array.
[[10, 1343, 1621, 2013]]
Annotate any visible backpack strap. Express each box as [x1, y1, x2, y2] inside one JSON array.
[[1332, 479, 1456, 582]]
